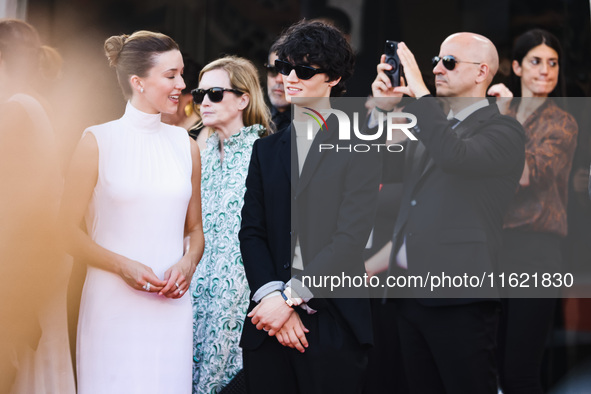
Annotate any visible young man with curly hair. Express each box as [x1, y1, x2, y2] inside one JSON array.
[[239, 20, 380, 394]]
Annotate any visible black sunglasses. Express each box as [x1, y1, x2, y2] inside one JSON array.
[[274, 59, 327, 80], [431, 55, 481, 71], [264, 63, 278, 77], [191, 87, 243, 104]]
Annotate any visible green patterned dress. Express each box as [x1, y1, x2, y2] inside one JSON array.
[[191, 124, 264, 394]]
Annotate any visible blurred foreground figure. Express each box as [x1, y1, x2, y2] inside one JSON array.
[[0, 18, 71, 393]]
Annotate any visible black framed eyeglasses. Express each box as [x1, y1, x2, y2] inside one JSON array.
[[274, 59, 327, 80], [191, 87, 244, 104], [431, 55, 481, 71], [264, 63, 278, 77]]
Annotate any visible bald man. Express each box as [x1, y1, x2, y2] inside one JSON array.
[[370, 33, 525, 393]]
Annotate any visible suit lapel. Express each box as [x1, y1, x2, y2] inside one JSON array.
[[409, 140, 429, 179], [390, 139, 427, 238], [283, 127, 297, 193], [295, 115, 336, 197], [391, 141, 418, 237]]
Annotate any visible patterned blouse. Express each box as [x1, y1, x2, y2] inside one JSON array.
[[191, 123, 265, 394], [503, 99, 578, 237]]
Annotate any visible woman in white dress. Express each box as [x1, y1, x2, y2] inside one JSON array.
[[60, 30, 204, 394]]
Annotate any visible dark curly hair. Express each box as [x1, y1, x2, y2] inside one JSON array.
[[274, 19, 354, 97]]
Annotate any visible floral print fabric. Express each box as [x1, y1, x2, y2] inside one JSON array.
[[191, 124, 263, 393]]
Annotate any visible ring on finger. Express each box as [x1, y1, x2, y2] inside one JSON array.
[[143, 282, 151, 292], [175, 282, 180, 289]]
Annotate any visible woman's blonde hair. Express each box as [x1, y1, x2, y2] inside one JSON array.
[[199, 56, 271, 134]]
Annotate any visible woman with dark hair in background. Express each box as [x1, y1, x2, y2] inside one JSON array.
[[0, 18, 72, 393], [488, 28, 578, 393], [60, 30, 204, 393], [190, 55, 269, 393]]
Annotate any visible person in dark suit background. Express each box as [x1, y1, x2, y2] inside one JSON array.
[[264, 43, 291, 134], [239, 20, 381, 394], [370, 33, 526, 393]]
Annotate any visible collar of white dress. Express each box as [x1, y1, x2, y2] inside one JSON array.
[[123, 101, 162, 133]]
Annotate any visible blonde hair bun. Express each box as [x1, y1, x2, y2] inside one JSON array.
[[104, 34, 129, 67]]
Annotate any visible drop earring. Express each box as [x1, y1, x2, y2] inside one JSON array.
[[140, 87, 144, 93]]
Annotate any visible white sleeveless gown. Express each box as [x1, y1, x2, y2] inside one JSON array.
[[77, 102, 193, 394]]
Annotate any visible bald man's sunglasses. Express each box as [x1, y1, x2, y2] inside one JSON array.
[[274, 59, 327, 80], [191, 87, 243, 104], [432, 55, 481, 71]]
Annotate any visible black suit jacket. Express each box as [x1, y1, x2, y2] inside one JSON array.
[[239, 115, 381, 350], [384, 97, 526, 305]]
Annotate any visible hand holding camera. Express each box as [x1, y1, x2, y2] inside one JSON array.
[[384, 40, 403, 87], [373, 41, 430, 100]]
